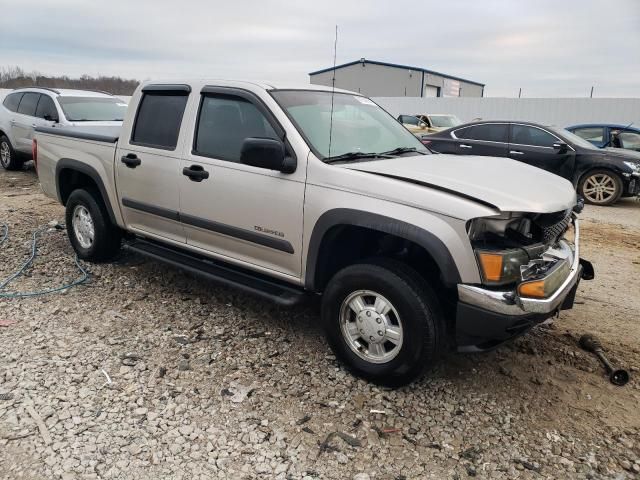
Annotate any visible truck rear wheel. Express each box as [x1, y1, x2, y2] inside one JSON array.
[[321, 259, 444, 387], [65, 188, 121, 261], [0, 135, 23, 171]]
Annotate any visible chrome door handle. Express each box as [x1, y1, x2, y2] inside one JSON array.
[[509, 150, 525, 155], [459, 144, 472, 149]]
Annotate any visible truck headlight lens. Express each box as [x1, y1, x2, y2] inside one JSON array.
[[517, 260, 570, 298], [476, 249, 531, 286]]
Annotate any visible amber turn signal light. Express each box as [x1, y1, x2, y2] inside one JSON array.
[[477, 252, 504, 282]]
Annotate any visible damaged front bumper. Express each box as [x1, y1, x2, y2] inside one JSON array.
[[456, 217, 594, 351]]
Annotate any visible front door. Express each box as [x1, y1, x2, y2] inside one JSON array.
[[509, 124, 575, 179], [115, 87, 190, 243], [179, 88, 305, 279]]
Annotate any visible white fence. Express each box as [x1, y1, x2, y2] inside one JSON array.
[[373, 97, 640, 128]]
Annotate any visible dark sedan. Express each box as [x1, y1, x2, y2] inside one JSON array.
[[423, 120, 640, 205]]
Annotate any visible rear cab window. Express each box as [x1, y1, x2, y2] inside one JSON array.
[[131, 87, 190, 150]]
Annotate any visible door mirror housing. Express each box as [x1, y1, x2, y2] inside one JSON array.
[[240, 137, 296, 173], [43, 114, 59, 123], [553, 141, 569, 153]]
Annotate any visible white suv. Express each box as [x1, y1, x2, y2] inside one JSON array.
[[0, 87, 127, 170]]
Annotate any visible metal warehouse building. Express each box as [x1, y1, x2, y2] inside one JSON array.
[[309, 58, 484, 98]]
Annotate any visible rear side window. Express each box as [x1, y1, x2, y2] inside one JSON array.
[[456, 124, 507, 142], [35, 95, 58, 120], [17, 93, 40, 116], [131, 92, 188, 150], [194, 95, 279, 163], [2, 93, 24, 112], [511, 125, 557, 147]]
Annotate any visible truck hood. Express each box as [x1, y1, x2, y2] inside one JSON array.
[[342, 154, 577, 213]]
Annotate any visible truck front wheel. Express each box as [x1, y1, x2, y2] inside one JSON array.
[[65, 188, 121, 261], [321, 259, 445, 387]]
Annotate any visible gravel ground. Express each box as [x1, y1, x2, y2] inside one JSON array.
[[0, 166, 639, 480]]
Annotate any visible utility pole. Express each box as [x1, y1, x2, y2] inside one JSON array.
[[518, 88, 522, 98], [590, 86, 594, 98]]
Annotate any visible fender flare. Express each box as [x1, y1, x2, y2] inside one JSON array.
[[305, 208, 462, 291], [55, 158, 117, 225]]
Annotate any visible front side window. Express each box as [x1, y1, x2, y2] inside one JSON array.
[[131, 93, 188, 149], [35, 95, 58, 120], [194, 95, 279, 162], [58, 96, 127, 122], [457, 123, 507, 142], [271, 90, 427, 159], [17, 93, 40, 116], [400, 115, 419, 126], [2, 93, 24, 112], [572, 127, 604, 143], [511, 125, 557, 147]]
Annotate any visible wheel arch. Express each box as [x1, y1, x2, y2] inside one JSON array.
[[305, 208, 461, 293], [56, 158, 117, 225]]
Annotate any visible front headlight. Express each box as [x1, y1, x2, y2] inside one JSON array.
[[623, 161, 640, 173], [475, 248, 532, 286]]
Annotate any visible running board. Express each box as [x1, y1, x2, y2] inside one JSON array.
[[123, 239, 307, 306]]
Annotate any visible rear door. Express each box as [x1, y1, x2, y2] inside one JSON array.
[[449, 123, 509, 157], [178, 87, 305, 278], [509, 124, 575, 179], [115, 85, 190, 243], [12, 92, 41, 153]]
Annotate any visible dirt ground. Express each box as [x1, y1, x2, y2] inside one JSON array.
[[0, 165, 639, 480]]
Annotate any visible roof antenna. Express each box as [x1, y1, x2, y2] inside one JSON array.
[[328, 25, 338, 158]]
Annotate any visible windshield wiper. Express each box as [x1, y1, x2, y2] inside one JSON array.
[[380, 147, 426, 156], [324, 152, 393, 164]]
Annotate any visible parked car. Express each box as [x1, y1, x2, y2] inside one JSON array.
[[398, 114, 462, 135], [34, 80, 591, 386], [0, 87, 127, 170], [425, 120, 640, 205], [567, 124, 640, 152]]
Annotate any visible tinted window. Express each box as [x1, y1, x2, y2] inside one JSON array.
[[131, 93, 188, 149], [458, 123, 507, 142], [17, 93, 40, 116], [35, 95, 58, 120], [573, 127, 604, 143], [511, 125, 557, 147], [2, 93, 24, 112], [194, 95, 279, 163]]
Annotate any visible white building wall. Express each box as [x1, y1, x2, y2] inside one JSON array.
[[373, 97, 640, 127]]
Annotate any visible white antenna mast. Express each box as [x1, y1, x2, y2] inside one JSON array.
[[328, 25, 338, 158]]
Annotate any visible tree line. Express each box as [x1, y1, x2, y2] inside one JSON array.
[[0, 66, 139, 95]]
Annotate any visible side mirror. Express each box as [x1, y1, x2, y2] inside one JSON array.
[[553, 142, 569, 153], [240, 137, 296, 173], [43, 114, 59, 123]]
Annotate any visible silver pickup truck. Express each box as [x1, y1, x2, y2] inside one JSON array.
[[34, 80, 593, 386]]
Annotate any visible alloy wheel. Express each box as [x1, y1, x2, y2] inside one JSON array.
[[72, 205, 95, 249], [0, 142, 10, 168], [582, 173, 618, 204]]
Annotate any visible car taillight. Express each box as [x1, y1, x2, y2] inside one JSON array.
[[421, 139, 431, 145], [32, 139, 38, 172]]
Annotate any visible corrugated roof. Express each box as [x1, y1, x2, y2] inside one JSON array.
[[309, 59, 484, 87]]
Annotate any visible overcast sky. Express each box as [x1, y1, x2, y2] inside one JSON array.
[[1, 0, 639, 97]]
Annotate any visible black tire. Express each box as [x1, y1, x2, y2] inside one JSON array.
[[65, 188, 121, 261], [578, 169, 623, 206], [321, 259, 445, 387], [0, 135, 24, 171]]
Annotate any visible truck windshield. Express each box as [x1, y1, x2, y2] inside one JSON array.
[[58, 97, 127, 122], [271, 90, 428, 160]]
